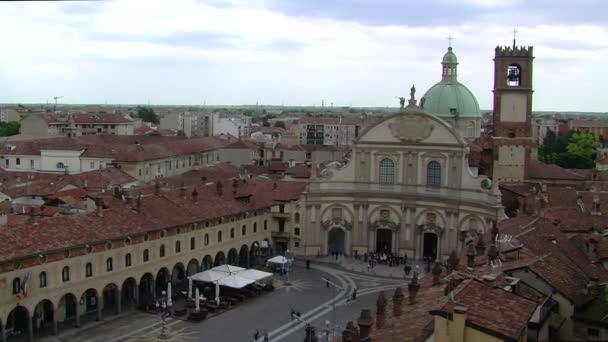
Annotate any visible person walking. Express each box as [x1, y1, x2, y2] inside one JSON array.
[[254, 329, 260, 341], [263, 329, 269, 342]]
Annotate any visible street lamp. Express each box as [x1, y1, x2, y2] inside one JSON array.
[[155, 290, 172, 339]]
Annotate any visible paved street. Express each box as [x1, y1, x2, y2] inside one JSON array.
[[36, 260, 418, 342]]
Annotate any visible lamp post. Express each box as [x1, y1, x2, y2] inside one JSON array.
[[155, 290, 172, 339]]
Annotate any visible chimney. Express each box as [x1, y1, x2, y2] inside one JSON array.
[[192, 187, 198, 202], [216, 181, 223, 196], [357, 309, 373, 341], [592, 195, 601, 215], [0, 212, 7, 226], [154, 180, 160, 195], [83, 180, 88, 191], [452, 305, 468, 342], [179, 182, 186, 198], [136, 195, 142, 213], [96, 199, 104, 217]]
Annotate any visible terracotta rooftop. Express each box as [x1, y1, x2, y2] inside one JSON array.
[[432, 279, 537, 342], [0, 178, 305, 263], [0, 135, 231, 162], [527, 160, 587, 181]]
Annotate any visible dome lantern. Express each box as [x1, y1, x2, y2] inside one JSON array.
[[441, 47, 458, 83]]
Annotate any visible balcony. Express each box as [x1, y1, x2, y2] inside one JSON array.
[[272, 211, 290, 219], [271, 231, 290, 240]]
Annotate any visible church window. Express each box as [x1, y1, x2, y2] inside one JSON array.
[[175, 240, 181, 253], [218, 231, 223, 243], [294, 213, 300, 224], [242, 225, 246, 236], [159, 244, 166, 257], [56, 162, 65, 169], [507, 64, 521, 86], [230, 228, 235, 239], [253, 222, 257, 233], [264, 220, 268, 230], [294, 227, 300, 235], [143, 249, 149, 262], [85, 262, 93, 277], [106, 257, 113, 272], [379, 158, 395, 184], [427, 161, 441, 187], [190, 237, 195, 250], [204, 234, 209, 246]]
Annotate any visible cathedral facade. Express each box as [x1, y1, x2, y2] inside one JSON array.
[[301, 87, 501, 261]]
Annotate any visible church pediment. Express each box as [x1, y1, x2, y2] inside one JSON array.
[[388, 114, 434, 142], [371, 219, 399, 231]]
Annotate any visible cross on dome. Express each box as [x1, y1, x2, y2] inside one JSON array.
[[446, 34, 454, 48]]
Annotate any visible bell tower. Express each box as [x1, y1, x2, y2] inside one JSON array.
[[491, 37, 534, 183]]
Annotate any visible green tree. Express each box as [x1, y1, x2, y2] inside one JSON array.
[[0, 122, 20, 137], [135, 106, 159, 124], [555, 132, 597, 169], [274, 120, 286, 129]]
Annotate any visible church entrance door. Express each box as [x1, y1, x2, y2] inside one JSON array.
[[423, 233, 438, 260], [376, 229, 392, 253], [328, 228, 345, 254]]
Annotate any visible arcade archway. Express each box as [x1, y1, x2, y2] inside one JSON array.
[[239, 244, 249, 268], [121, 277, 138, 311], [5, 305, 30, 341], [423, 232, 438, 260], [32, 299, 54, 338], [186, 259, 199, 276], [227, 248, 238, 266], [376, 229, 393, 253], [201, 255, 213, 270], [214, 251, 226, 266], [138, 273, 155, 309]]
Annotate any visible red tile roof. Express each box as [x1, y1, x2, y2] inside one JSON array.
[[527, 160, 587, 181], [0, 178, 305, 263], [71, 113, 132, 124], [432, 279, 537, 341]]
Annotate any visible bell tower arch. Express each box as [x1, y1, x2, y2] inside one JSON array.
[[491, 37, 534, 182]]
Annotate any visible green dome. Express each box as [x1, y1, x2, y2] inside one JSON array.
[[421, 46, 481, 118], [442, 47, 458, 64], [422, 82, 480, 117]]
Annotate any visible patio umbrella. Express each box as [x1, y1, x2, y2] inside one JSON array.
[[217, 274, 255, 288], [167, 282, 172, 307], [195, 287, 200, 312], [190, 269, 228, 283], [237, 269, 273, 282], [215, 281, 220, 305], [267, 256, 290, 264], [212, 264, 246, 274], [188, 277, 193, 299]]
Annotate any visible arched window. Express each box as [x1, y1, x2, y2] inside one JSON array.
[[125, 253, 132, 267], [39, 272, 47, 288], [263, 220, 268, 230], [62, 266, 70, 282], [160, 244, 166, 257], [190, 237, 195, 250], [56, 162, 65, 169], [294, 227, 300, 236], [507, 63, 521, 87], [242, 225, 246, 236], [175, 240, 181, 253], [217, 231, 222, 243], [230, 228, 235, 239], [106, 257, 113, 272], [85, 262, 93, 277], [143, 249, 149, 262], [294, 213, 300, 224], [427, 161, 441, 187], [12, 277, 21, 295], [253, 222, 257, 233], [379, 158, 395, 184], [204, 234, 209, 246]]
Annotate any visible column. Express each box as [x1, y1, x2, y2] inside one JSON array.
[[28, 315, 33, 342], [75, 307, 81, 328], [97, 299, 103, 321], [151, 281, 156, 302], [133, 285, 139, 308], [116, 288, 122, 314], [52, 309, 58, 336], [1, 321, 6, 342], [362, 204, 369, 251], [353, 204, 360, 246]]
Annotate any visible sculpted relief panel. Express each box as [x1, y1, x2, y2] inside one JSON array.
[[388, 114, 434, 142]]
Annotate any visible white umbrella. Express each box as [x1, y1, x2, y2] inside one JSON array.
[[188, 277, 193, 299], [167, 282, 172, 307], [237, 269, 273, 281], [190, 269, 228, 283], [215, 281, 220, 305], [267, 256, 290, 264], [217, 274, 255, 288], [195, 287, 200, 312], [212, 264, 246, 274]]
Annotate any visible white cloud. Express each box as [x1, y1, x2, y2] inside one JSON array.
[[0, 0, 606, 111]]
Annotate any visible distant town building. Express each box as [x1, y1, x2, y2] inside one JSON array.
[[159, 111, 217, 137], [0, 106, 22, 123], [532, 117, 560, 145], [569, 119, 608, 140], [215, 116, 252, 138], [20, 112, 134, 137], [298, 116, 364, 146]]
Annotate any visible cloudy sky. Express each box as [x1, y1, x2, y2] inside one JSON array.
[[0, 0, 606, 111]]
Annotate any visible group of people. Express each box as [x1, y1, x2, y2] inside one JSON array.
[[253, 328, 269, 342], [361, 251, 408, 269]]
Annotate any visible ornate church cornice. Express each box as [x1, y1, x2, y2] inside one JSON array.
[[321, 217, 353, 231], [370, 219, 399, 231]]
